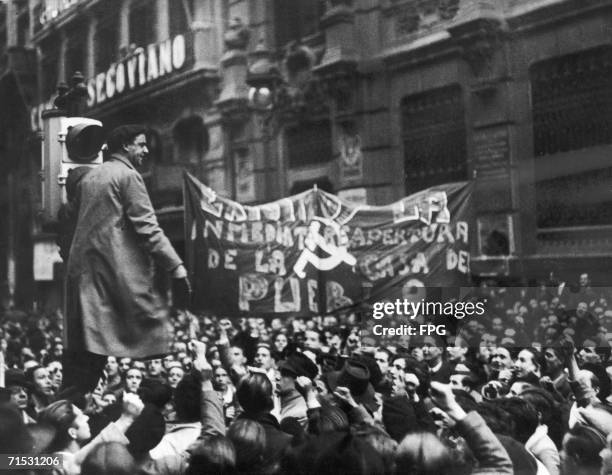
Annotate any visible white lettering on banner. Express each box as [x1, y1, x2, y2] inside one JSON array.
[[86, 35, 187, 107], [255, 249, 287, 276], [446, 249, 470, 274], [190, 219, 469, 254], [359, 252, 429, 281], [238, 273, 268, 311], [274, 277, 300, 312]]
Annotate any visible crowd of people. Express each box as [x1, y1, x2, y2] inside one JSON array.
[[1, 272, 612, 474]]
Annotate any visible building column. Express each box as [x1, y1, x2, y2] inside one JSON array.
[[118, 0, 130, 52], [155, 0, 169, 41], [192, 0, 220, 68], [58, 30, 67, 83], [85, 15, 97, 78]]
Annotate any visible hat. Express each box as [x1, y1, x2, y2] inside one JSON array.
[[5, 369, 28, 389], [326, 359, 378, 413], [353, 353, 383, 387], [279, 352, 319, 380], [106, 124, 147, 153]]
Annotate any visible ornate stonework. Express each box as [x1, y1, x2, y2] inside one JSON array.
[[382, 0, 461, 39]]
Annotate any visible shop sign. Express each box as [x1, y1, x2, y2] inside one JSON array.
[[86, 34, 187, 107]]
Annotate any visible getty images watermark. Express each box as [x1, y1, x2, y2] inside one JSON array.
[[369, 298, 486, 337]]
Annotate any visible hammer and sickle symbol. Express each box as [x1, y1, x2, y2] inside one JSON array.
[[293, 218, 357, 278]]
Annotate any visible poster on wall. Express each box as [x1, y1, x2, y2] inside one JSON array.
[[184, 172, 473, 317]]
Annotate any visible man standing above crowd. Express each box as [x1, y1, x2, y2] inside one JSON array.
[[64, 124, 190, 394]]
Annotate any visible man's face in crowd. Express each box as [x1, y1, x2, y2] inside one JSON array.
[[446, 338, 468, 362], [421, 337, 442, 363], [119, 358, 132, 374], [579, 273, 589, 287], [481, 333, 497, 348], [167, 366, 185, 388], [346, 332, 360, 350], [544, 327, 558, 344], [491, 318, 503, 334], [375, 350, 390, 374], [231, 346, 247, 366], [514, 349, 538, 378], [70, 405, 91, 441], [304, 330, 322, 352], [125, 368, 143, 393], [9, 385, 28, 410], [132, 361, 146, 373], [489, 347, 513, 371], [213, 367, 230, 391], [576, 302, 588, 318], [255, 346, 274, 370], [328, 334, 342, 352], [33, 367, 54, 396], [102, 393, 117, 406], [578, 345, 601, 365], [105, 357, 119, 377], [163, 355, 175, 370], [125, 133, 148, 167], [391, 358, 406, 379], [148, 359, 163, 376], [543, 348, 563, 375], [274, 334, 288, 352], [47, 362, 63, 388]]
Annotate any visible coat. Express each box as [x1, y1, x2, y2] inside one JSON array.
[[65, 153, 182, 358]]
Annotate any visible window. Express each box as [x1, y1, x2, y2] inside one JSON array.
[[273, 0, 325, 47], [95, 14, 118, 71], [401, 85, 467, 194], [65, 24, 86, 78], [531, 46, 612, 156], [172, 116, 209, 164], [286, 120, 332, 168], [129, 0, 155, 47], [531, 46, 612, 228]]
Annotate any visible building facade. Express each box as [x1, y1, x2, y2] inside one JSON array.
[[1, 0, 612, 311]]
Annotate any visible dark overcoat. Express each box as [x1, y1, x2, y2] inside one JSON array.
[[65, 153, 182, 358]]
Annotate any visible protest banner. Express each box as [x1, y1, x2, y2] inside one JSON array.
[[184, 172, 472, 317]]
